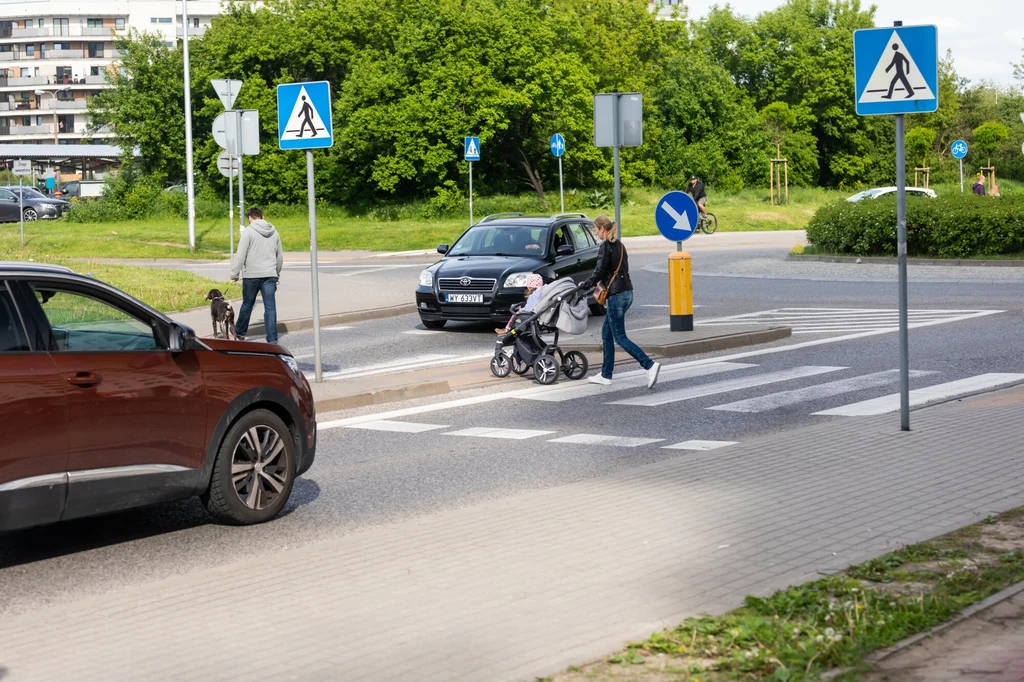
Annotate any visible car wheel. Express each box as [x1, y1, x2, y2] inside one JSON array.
[[23, 208, 38, 221], [589, 303, 607, 316], [203, 409, 296, 525], [421, 318, 447, 329]]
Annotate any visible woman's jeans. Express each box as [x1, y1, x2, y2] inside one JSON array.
[[601, 290, 653, 379], [235, 277, 279, 343]]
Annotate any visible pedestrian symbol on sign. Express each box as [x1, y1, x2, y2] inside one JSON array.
[[282, 87, 328, 141], [858, 32, 935, 105]]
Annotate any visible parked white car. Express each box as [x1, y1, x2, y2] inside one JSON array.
[[847, 187, 937, 202]]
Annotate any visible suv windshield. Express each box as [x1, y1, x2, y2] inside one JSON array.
[[448, 224, 550, 257]]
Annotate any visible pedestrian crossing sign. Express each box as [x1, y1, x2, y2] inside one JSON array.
[[277, 81, 333, 150], [854, 25, 938, 116], [464, 137, 481, 162]]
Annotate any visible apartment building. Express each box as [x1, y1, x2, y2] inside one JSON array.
[[0, 0, 223, 146], [648, 0, 685, 20]]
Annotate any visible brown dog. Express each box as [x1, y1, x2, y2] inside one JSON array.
[[206, 289, 236, 339]]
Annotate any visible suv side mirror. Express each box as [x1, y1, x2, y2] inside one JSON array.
[[556, 244, 575, 257], [168, 322, 196, 353], [437, 244, 449, 254]]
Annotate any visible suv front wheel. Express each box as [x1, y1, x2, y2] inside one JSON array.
[[204, 409, 296, 524]]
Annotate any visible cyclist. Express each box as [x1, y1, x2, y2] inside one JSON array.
[[687, 175, 708, 219]]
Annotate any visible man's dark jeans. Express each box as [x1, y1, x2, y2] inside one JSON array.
[[235, 277, 278, 343]]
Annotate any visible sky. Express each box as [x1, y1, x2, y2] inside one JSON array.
[[683, 0, 1024, 87]]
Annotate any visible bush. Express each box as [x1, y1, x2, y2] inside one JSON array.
[[805, 194, 1024, 258]]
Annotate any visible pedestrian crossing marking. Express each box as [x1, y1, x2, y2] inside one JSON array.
[[346, 420, 448, 433], [549, 434, 664, 448], [662, 441, 737, 451], [858, 31, 935, 104], [446, 427, 554, 440], [281, 85, 329, 141], [708, 369, 935, 413], [610, 366, 847, 407], [813, 373, 1024, 417], [698, 308, 1002, 335]]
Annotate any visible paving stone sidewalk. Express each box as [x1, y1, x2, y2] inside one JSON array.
[[1, 389, 1023, 682]]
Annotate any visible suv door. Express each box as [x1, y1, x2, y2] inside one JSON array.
[[550, 222, 593, 283], [567, 222, 600, 280], [0, 280, 69, 532], [19, 278, 206, 520]]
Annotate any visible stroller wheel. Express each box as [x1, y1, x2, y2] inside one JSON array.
[[562, 350, 589, 380], [533, 355, 560, 385], [490, 354, 511, 378], [511, 354, 531, 376]]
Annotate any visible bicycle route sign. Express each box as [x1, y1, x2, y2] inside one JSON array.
[[655, 191, 699, 243], [550, 133, 565, 157], [951, 140, 968, 159], [854, 25, 938, 116]]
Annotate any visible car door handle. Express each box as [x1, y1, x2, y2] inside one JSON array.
[[67, 372, 103, 388]]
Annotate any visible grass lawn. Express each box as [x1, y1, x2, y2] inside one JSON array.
[[0, 186, 840, 260]]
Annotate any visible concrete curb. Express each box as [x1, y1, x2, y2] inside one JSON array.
[[789, 254, 1024, 268], [244, 303, 416, 337], [314, 380, 452, 413], [561, 327, 792, 358]]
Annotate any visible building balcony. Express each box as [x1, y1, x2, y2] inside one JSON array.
[[50, 49, 85, 59], [81, 27, 115, 37], [46, 99, 87, 110], [0, 52, 14, 61], [176, 25, 209, 37], [4, 76, 49, 87], [12, 27, 53, 39], [7, 124, 53, 135]]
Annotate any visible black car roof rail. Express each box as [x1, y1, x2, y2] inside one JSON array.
[[479, 212, 527, 223], [550, 212, 590, 220]]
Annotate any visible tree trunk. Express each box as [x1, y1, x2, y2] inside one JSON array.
[[519, 149, 545, 200]]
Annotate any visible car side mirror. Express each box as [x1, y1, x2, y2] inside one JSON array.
[[168, 322, 196, 353], [556, 244, 575, 257], [437, 244, 449, 254]]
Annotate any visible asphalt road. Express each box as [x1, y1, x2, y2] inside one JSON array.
[[2, 245, 1023, 617]]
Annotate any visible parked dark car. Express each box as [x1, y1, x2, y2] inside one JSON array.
[[415, 213, 603, 329], [0, 263, 317, 533], [0, 186, 69, 221]]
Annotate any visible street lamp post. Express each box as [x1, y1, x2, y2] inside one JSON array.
[[181, 0, 197, 251], [33, 87, 65, 145]]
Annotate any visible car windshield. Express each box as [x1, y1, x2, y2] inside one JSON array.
[[848, 188, 886, 202], [448, 224, 549, 257], [17, 188, 48, 199]]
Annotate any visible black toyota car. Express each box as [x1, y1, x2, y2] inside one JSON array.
[[415, 212, 604, 329]]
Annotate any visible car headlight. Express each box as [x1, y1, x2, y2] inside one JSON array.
[[419, 270, 434, 287], [40, 203, 57, 210], [279, 355, 302, 379], [503, 272, 532, 288]]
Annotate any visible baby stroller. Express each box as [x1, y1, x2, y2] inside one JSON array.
[[490, 278, 592, 385]]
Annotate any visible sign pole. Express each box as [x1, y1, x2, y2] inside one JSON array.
[[228, 155, 234, 260], [19, 173, 24, 249], [307, 150, 322, 383], [182, 0, 196, 251], [612, 90, 621, 235], [237, 113, 245, 229], [558, 157, 564, 214], [959, 158, 963, 193], [468, 161, 474, 226], [895, 112, 910, 431]]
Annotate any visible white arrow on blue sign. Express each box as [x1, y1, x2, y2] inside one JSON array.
[[464, 137, 481, 161], [550, 133, 565, 157], [854, 25, 938, 116], [655, 191, 699, 243], [951, 139, 968, 159], [277, 81, 333, 150]]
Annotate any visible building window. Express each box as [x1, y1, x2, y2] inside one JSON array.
[[0, 22, 11, 39], [36, 116, 43, 126], [90, 66, 101, 76], [58, 114, 74, 133], [34, 68, 40, 77], [38, 19, 45, 27], [25, 45, 35, 56], [20, 67, 29, 77], [54, 18, 69, 36], [88, 43, 104, 58], [165, 42, 175, 48], [25, 20, 34, 28], [115, 18, 125, 30], [53, 42, 70, 51], [0, 45, 10, 54], [152, 17, 173, 24], [87, 18, 103, 28], [193, 18, 200, 27]]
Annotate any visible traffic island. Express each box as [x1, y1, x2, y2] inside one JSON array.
[[560, 324, 791, 358]]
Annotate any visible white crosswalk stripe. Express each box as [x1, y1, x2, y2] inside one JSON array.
[[814, 373, 1024, 416], [345, 420, 448, 433], [309, 352, 490, 381], [548, 434, 664, 448], [697, 308, 1003, 334], [609, 366, 847, 407], [708, 369, 935, 413], [445, 427, 555, 440], [662, 440, 737, 451], [517, 362, 756, 403]]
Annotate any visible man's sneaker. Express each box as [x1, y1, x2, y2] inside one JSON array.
[[647, 362, 661, 389], [588, 374, 612, 386], [235, 335, 246, 341]]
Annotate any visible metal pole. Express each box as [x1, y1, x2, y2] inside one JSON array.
[[612, 90, 621, 233], [228, 156, 234, 260], [676, 240, 682, 252], [307, 150, 322, 383], [182, 0, 196, 251], [959, 158, 963, 193], [237, 112, 245, 228], [895, 113, 910, 431], [468, 161, 473, 226], [558, 156, 564, 214], [19, 174, 24, 249]]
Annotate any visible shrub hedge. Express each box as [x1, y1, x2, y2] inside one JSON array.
[[805, 194, 1024, 258]]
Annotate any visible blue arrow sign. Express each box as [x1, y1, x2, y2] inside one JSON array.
[[277, 81, 333, 150], [655, 191, 699, 243], [550, 133, 565, 157], [854, 25, 938, 116], [464, 137, 481, 162], [951, 139, 968, 159]]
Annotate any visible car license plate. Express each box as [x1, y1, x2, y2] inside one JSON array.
[[446, 293, 483, 303]]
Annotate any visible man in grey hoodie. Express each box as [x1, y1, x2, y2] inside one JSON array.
[[231, 207, 284, 343]]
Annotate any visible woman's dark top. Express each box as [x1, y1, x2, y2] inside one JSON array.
[[584, 240, 632, 296]]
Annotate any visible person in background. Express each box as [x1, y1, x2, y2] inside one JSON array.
[[972, 173, 986, 196], [687, 175, 708, 218], [231, 207, 284, 343], [582, 216, 660, 389]]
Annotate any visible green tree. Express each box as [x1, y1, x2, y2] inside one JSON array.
[[906, 127, 936, 167], [973, 121, 1008, 166]]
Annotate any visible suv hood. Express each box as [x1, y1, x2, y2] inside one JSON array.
[[201, 338, 288, 355], [433, 255, 546, 280]]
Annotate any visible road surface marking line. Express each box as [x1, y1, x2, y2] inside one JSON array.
[[632, 309, 1003, 333], [548, 434, 664, 447], [403, 330, 446, 335], [445, 427, 555, 440], [345, 420, 449, 433], [518, 362, 756, 403], [315, 353, 490, 381], [708, 370, 936, 413], [610, 366, 848, 407], [662, 440, 738, 451], [813, 373, 1024, 416]]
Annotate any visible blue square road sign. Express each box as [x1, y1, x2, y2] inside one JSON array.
[[854, 25, 938, 116], [277, 81, 333, 150], [464, 137, 481, 162]]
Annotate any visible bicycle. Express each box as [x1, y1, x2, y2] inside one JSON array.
[[697, 211, 717, 234]]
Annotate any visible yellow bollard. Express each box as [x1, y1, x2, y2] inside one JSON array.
[[668, 251, 693, 331]]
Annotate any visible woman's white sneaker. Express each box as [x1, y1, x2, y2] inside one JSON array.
[[647, 362, 661, 389], [588, 375, 612, 386]]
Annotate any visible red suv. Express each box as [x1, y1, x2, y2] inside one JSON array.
[[0, 263, 316, 532]]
